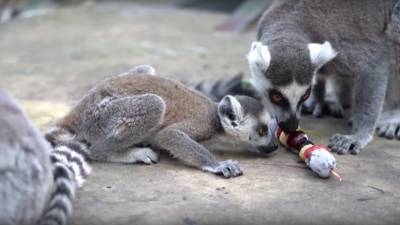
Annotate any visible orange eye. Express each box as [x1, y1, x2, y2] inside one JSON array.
[[271, 94, 282, 103], [258, 127, 268, 136], [257, 125, 268, 137]]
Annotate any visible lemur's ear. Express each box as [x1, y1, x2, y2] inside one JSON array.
[[308, 41, 337, 70], [218, 95, 243, 127], [247, 42, 271, 76], [125, 64, 157, 76]]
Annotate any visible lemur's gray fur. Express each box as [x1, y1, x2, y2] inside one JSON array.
[[46, 65, 278, 178], [376, 1, 400, 140], [248, 0, 399, 155], [0, 89, 90, 225], [302, 74, 352, 118]]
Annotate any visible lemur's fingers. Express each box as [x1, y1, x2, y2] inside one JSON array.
[[328, 134, 362, 155], [214, 160, 243, 178], [376, 110, 400, 140], [220, 167, 231, 178], [227, 160, 243, 177]]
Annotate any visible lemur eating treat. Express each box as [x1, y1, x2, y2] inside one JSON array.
[[195, 76, 343, 180]]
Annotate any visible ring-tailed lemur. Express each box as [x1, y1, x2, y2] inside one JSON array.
[[46, 65, 278, 178], [247, 0, 399, 155], [194, 72, 351, 119], [0, 89, 90, 225]]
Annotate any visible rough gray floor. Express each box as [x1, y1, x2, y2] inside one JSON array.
[[0, 2, 399, 225]]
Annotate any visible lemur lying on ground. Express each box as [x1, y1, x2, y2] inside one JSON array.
[[0, 89, 90, 225], [46, 65, 278, 178]]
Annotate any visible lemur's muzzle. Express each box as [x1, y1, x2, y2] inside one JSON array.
[[257, 144, 279, 154], [279, 115, 299, 133]]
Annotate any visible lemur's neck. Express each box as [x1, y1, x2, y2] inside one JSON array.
[[211, 102, 224, 134]]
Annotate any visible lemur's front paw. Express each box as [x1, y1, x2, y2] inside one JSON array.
[[131, 147, 160, 164], [328, 134, 362, 155], [203, 160, 243, 178], [376, 110, 400, 140]]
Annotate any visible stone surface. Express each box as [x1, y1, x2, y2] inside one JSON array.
[[0, 2, 399, 225]]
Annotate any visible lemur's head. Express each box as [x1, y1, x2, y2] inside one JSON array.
[[247, 41, 337, 133], [217, 95, 278, 154]]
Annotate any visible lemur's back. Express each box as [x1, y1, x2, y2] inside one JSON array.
[[60, 74, 218, 139], [259, 0, 391, 42]]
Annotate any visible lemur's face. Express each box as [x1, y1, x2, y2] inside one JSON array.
[[247, 41, 337, 133], [218, 95, 278, 154]]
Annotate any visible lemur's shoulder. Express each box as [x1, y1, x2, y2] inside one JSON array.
[[109, 74, 219, 135]]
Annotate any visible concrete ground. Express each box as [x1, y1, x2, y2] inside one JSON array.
[[0, 2, 399, 225]]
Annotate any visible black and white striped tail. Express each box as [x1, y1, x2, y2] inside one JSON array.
[[50, 144, 91, 187], [39, 157, 76, 225], [194, 73, 260, 102], [39, 128, 92, 225], [45, 127, 92, 187]]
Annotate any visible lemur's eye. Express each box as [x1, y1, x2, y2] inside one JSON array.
[[227, 113, 235, 121], [257, 125, 268, 136], [271, 94, 283, 103]]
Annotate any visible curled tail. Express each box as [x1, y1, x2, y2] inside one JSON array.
[[39, 127, 92, 225], [194, 73, 260, 102]]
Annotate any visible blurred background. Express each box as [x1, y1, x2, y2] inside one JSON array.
[[0, 0, 274, 129]]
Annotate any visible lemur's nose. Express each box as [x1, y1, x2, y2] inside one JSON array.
[[257, 144, 278, 154], [279, 116, 299, 133]]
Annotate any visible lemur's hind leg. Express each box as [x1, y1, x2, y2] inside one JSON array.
[[87, 94, 165, 162], [105, 147, 159, 164]]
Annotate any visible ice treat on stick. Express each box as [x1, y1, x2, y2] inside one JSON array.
[[276, 128, 342, 181]]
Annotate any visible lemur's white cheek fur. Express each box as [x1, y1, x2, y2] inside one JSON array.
[[278, 82, 309, 112], [247, 42, 272, 93]]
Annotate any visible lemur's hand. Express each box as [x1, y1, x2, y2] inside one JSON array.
[[376, 110, 400, 140], [328, 133, 371, 155], [203, 160, 243, 178]]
